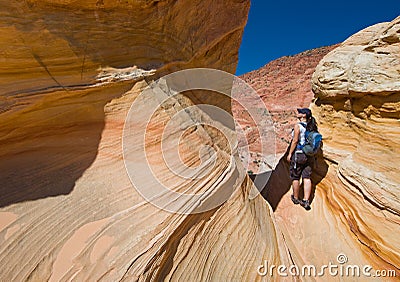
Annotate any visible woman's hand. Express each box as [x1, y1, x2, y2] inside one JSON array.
[[287, 154, 292, 163]]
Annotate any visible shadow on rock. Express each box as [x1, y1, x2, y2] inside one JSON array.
[[249, 144, 329, 211], [0, 83, 133, 208]]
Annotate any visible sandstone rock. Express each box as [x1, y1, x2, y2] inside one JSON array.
[[312, 16, 400, 99], [2, 0, 399, 280], [0, 1, 297, 281], [307, 15, 400, 276], [233, 16, 400, 279]]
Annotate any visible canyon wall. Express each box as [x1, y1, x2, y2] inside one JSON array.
[[0, 1, 293, 281], [1, 0, 398, 280], [233, 16, 399, 280], [309, 16, 400, 273]]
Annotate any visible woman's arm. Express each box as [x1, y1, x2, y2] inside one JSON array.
[[287, 124, 300, 162]]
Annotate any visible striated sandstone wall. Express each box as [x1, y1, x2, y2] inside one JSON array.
[[232, 16, 399, 280], [0, 1, 295, 281], [288, 17, 400, 274], [2, 0, 398, 280], [269, 18, 400, 279], [308, 16, 400, 273]]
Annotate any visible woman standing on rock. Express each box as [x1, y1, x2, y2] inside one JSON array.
[[287, 108, 318, 210]]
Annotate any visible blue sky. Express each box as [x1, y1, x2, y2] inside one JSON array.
[[236, 1, 400, 75]]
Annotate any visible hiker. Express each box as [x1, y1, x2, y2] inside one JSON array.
[[287, 108, 318, 210]]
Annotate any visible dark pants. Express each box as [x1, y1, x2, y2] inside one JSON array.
[[290, 151, 312, 180]]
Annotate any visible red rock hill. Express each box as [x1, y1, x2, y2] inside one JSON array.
[[233, 44, 338, 172]]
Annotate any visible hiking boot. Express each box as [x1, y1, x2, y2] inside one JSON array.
[[291, 194, 300, 205], [300, 199, 311, 210]]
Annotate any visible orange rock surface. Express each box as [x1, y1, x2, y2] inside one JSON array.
[[235, 16, 400, 280], [1, 0, 399, 280], [0, 1, 294, 281], [309, 16, 400, 275]]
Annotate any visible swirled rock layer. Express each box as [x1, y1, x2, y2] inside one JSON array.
[[233, 16, 400, 280], [0, 1, 294, 281], [301, 15, 400, 276]]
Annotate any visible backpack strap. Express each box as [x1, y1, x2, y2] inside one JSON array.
[[299, 122, 307, 128]]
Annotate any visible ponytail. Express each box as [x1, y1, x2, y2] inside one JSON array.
[[306, 116, 318, 132]]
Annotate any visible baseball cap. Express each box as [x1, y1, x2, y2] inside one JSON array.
[[297, 108, 312, 118]]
